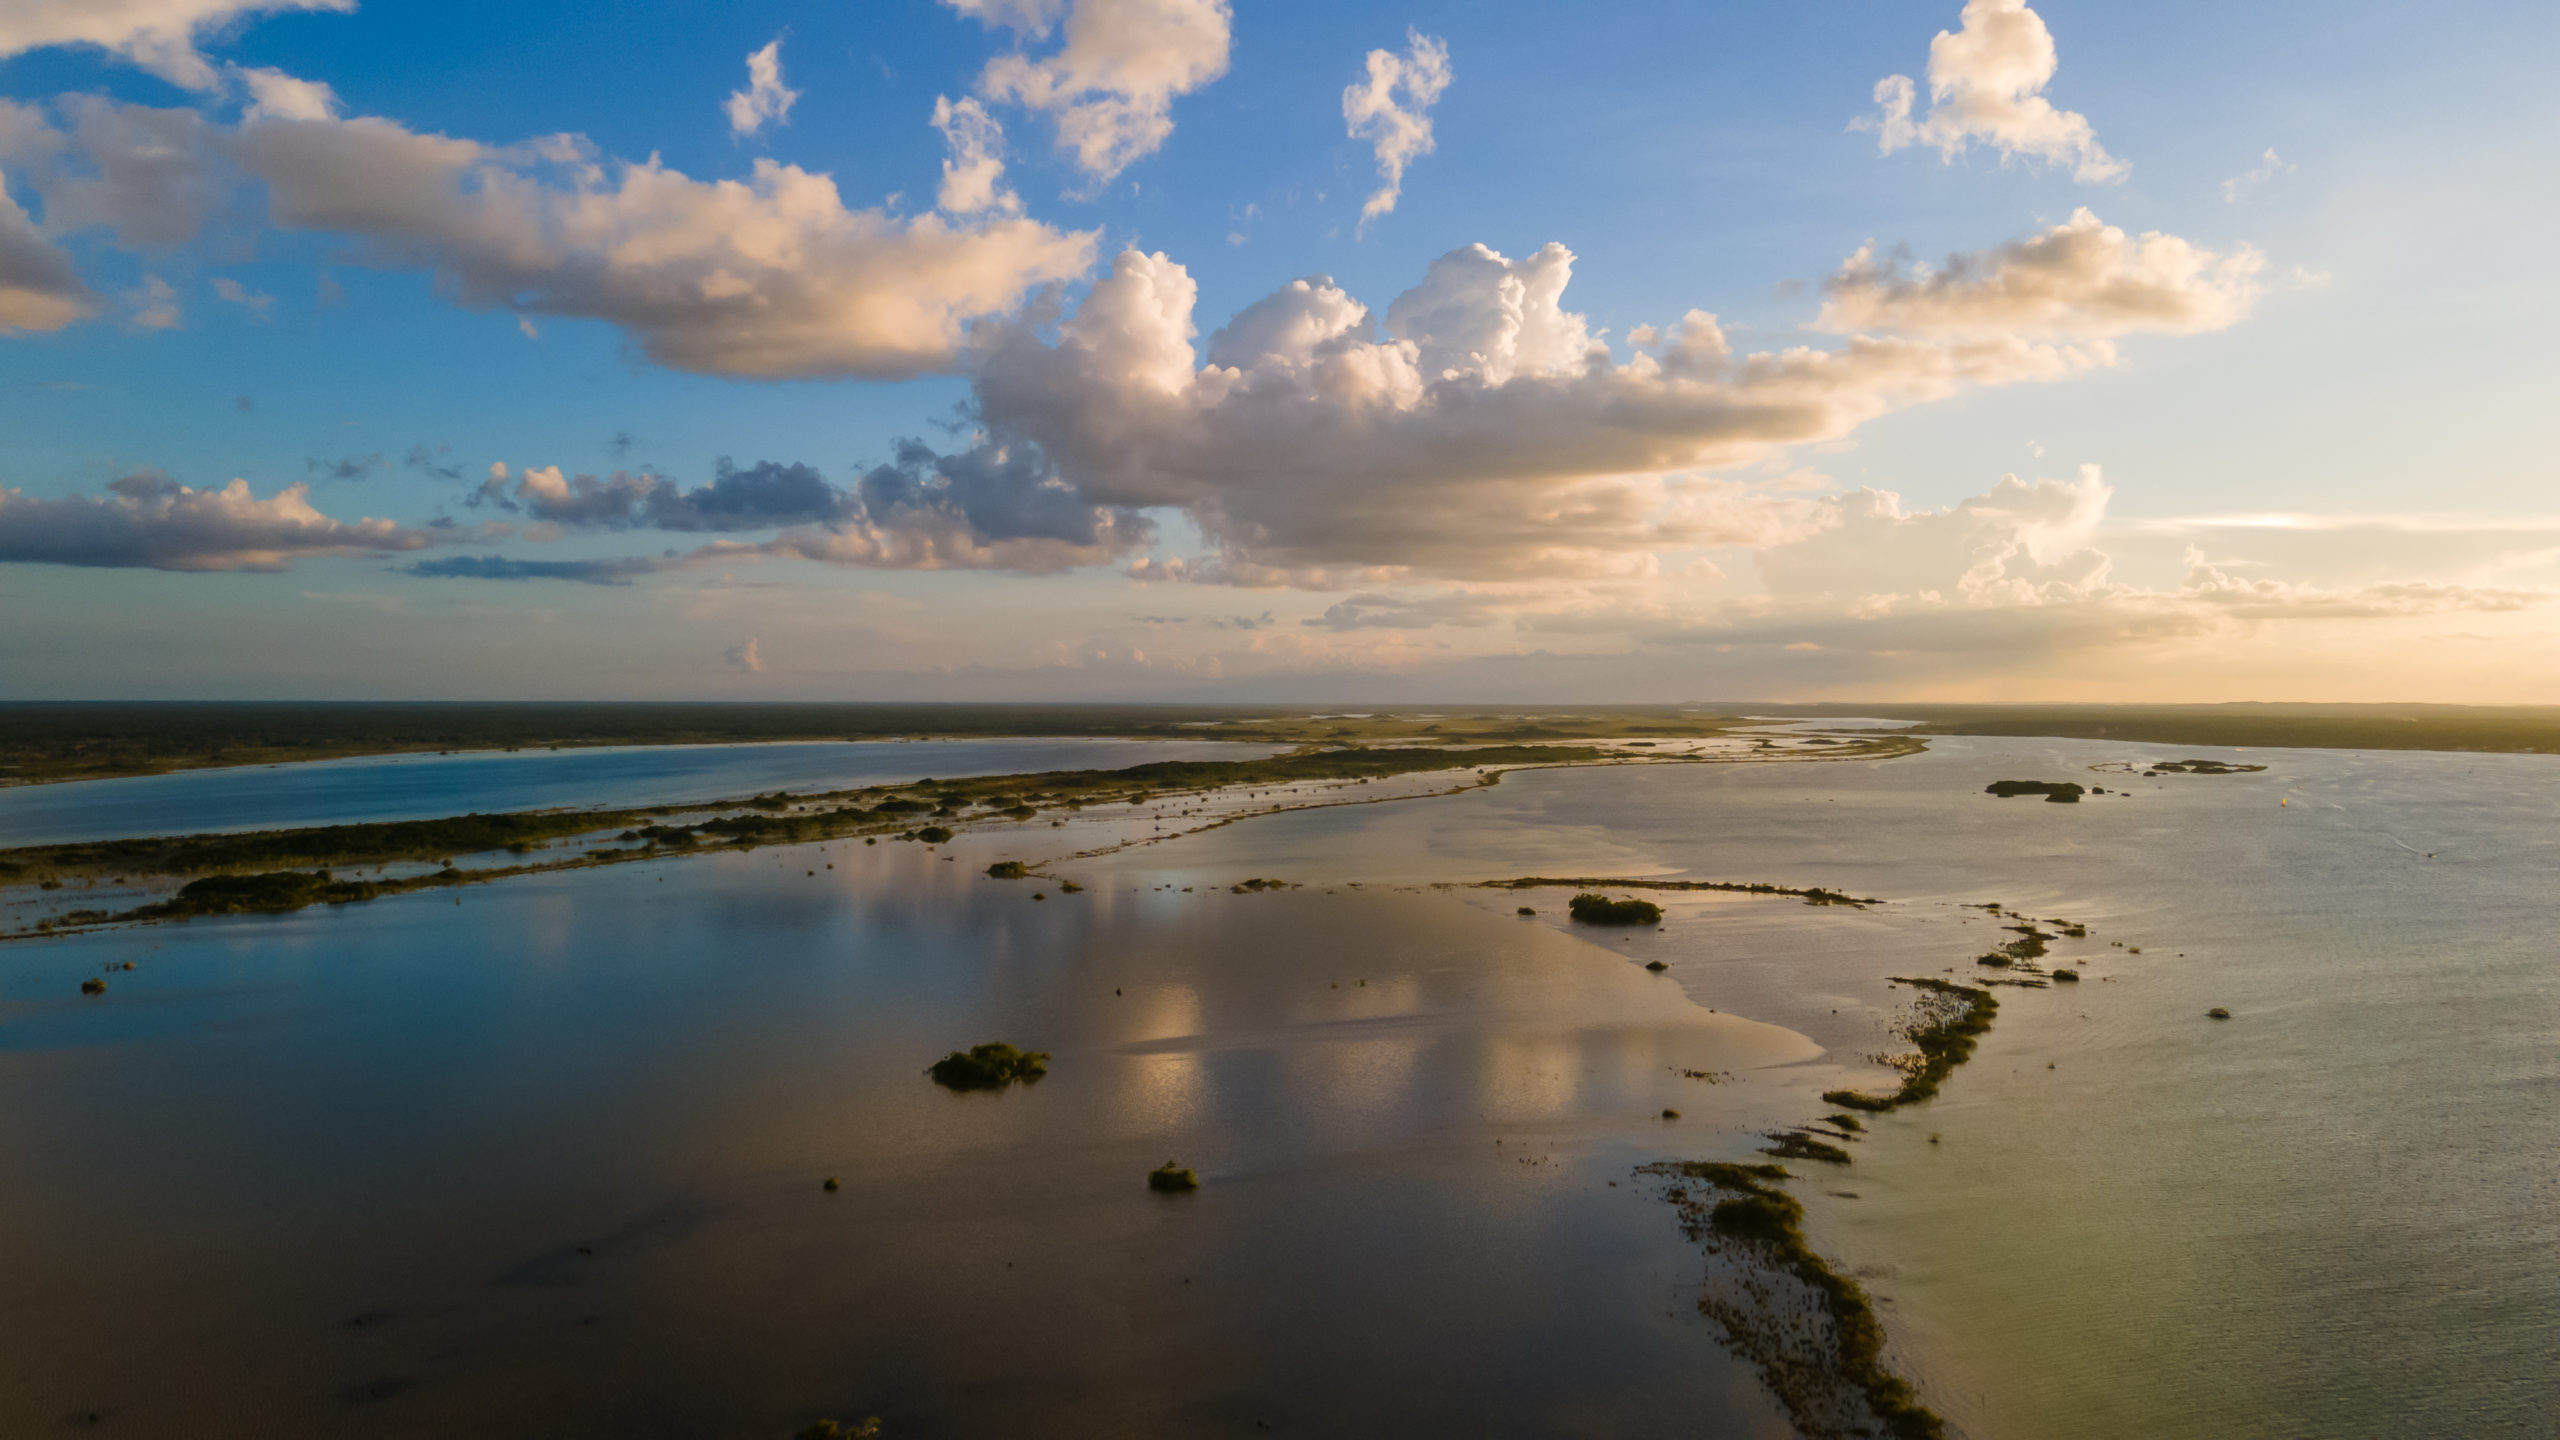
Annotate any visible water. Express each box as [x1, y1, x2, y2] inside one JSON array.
[[3, 736, 2553, 1436], [0, 738, 1287, 847], [1092, 736, 2558, 1437]]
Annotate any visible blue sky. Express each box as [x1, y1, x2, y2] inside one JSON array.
[[3, 0, 2556, 700]]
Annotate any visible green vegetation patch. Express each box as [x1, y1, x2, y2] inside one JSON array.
[[1639, 1159, 1943, 1439], [1147, 1161, 1200, 1192], [135, 869, 386, 918], [986, 860, 1030, 879], [926, 1042, 1050, 1092], [8, 809, 646, 880], [1824, 977, 1999, 1113], [1569, 893, 1663, 926]]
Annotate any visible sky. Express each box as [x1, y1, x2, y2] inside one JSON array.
[[2, 0, 2556, 702]]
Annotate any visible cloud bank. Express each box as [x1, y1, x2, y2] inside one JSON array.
[[0, 0, 352, 92], [0, 92, 1098, 377], [946, 209, 2253, 584], [0, 471, 443, 570]]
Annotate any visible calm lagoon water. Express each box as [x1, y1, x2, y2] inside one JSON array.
[[0, 737, 1288, 847], [3, 735, 2553, 1437]]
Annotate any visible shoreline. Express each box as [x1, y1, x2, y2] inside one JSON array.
[[0, 732, 1922, 940]]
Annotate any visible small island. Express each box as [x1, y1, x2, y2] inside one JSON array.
[[1984, 780, 2085, 803], [2144, 760, 2267, 775], [1569, 893, 1664, 925], [926, 1042, 1050, 1092]]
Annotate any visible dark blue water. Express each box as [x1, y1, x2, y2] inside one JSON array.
[[0, 738, 1285, 846]]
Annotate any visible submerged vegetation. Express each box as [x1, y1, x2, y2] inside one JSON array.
[[926, 1042, 1050, 1092], [1763, 1131, 1853, 1165], [1641, 1159, 1944, 1440], [1823, 978, 1999, 1113], [1568, 893, 1663, 926]]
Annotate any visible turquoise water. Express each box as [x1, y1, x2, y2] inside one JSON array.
[[0, 737, 1286, 847], [3, 736, 2552, 1436]]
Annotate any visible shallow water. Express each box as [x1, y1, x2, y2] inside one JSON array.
[[0, 827, 1832, 1438], [0, 737, 1286, 847], [4, 736, 2553, 1437], [1077, 737, 2559, 1438]]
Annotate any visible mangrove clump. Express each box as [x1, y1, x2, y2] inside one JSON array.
[[1984, 780, 2084, 802], [927, 1042, 1050, 1091], [1569, 893, 1663, 926], [986, 860, 1030, 879], [137, 869, 385, 918], [1147, 1161, 1199, 1192]]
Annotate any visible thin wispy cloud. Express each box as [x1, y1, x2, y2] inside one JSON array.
[[725, 38, 801, 139], [1344, 29, 1451, 231]]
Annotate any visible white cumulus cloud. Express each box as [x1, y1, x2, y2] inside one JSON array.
[[1860, 0, 2124, 183], [725, 38, 800, 139], [0, 95, 1100, 376], [1343, 29, 1451, 230], [236, 64, 339, 121], [0, 0, 353, 92], [932, 95, 1018, 214], [1817, 208, 2263, 339], [959, 230, 2173, 584], [951, 0, 1232, 184]]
